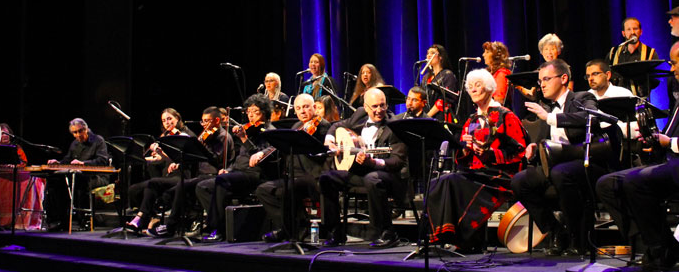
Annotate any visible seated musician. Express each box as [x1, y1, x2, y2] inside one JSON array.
[[315, 95, 340, 123], [256, 94, 331, 242], [595, 42, 679, 271], [510, 59, 609, 256], [428, 69, 528, 252], [395, 86, 428, 119], [0, 123, 28, 167], [198, 94, 275, 242], [145, 107, 234, 237], [584, 59, 639, 139], [321, 87, 407, 248], [127, 107, 230, 233], [263, 72, 290, 103], [46, 118, 110, 231]]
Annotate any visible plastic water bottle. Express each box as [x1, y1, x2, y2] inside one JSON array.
[[310, 220, 319, 244]]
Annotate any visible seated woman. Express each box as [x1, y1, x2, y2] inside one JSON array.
[[427, 69, 528, 252], [0, 123, 27, 167], [314, 95, 340, 122]]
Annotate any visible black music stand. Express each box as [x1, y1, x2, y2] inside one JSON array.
[[260, 129, 328, 255], [598, 97, 668, 167], [272, 118, 299, 129], [387, 119, 462, 269], [155, 136, 212, 246], [376, 85, 406, 105], [611, 60, 665, 97], [102, 136, 147, 239], [506, 71, 539, 89], [0, 145, 21, 235]]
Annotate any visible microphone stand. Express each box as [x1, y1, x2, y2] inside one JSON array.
[[230, 68, 246, 105], [319, 85, 355, 112], [342, 75, 355, 118]]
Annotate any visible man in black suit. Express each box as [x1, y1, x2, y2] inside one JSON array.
[[320, 88, 408, 248], [511, 59, 608, 256], [596, 41, 679, 271], [256, 94, 331, 242]]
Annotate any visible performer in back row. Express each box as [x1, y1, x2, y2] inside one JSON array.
[[349, 64, 385, 110], [321, 87, 407, 248], [428, 69, 528, 253], [302, 53, 338, 99]]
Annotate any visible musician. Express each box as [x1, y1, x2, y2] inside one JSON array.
[[256, 94, 331, 242], [606, 17, 659, 97], [670, 7, 679, 38], [263, 72, 290, 103], [145, 106, 234, 237], [144, 108, 196, 179], [421, 44, 466, 122], [595, 42, 679, 271], [198, 94, 275, 242], [516, 34, 572, 102], [46, 118, 110, 230], [394, 86, 428, 119], [482, 41, 512, 105], [510, 59, 608, 256], [584, 59, 638, 139], [315, 95, 340, 122], [0, 123, 27, 167], [302, 53, 338, 99], [127, 107, 230, 234], [320, 87, 407, 248], [349, 64, 385, 109], [428, 69, 527, 252]]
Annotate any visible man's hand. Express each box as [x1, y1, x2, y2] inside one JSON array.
[[70, 159, 84, 165], [355, 151, 373, 166], [47, 159, 59, 164], [249, 152, 264, 167], [168, 163, 179, 173], [218, 169, 228, 175], [525, 102, 549, 121], [325, 140, 340, 156]]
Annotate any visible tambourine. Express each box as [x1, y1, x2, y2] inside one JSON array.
[[635, 99, 660, 147], [467, 114, 495, 151]]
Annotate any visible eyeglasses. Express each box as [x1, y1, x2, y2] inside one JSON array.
[[583, 71, 604, 80], [246, 109, 261, 115], [364, 102, 388, 111], [70, 128, 86, 135], [200, 119, 213, 125], [264, 79, 276, 83], [668, 60, 678, 66], [537, 74, 564, 85]]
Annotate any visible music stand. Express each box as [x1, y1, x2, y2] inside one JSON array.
[[506, 71, 539, 89], [598, 97, 668, 167], [387, 119, 462, 269], [102, 136, 147, 239], [0, 145, 20, 235], [154, 136, 212, 246], [376, 85, 406, 105], [272, 118, 299, 129], [611, 60, 665, 97], [260, 129, 328, 255]]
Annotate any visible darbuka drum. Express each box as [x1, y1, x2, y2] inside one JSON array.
[[497, 202, 548, 253], [467, 114, 495, 150]]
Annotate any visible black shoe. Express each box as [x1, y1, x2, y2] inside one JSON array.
[[545, 225, 568, 256], [147, 224, 174, 238], [201, 230, 224, 243], [323, 229, 347, 247], [642, 243, 679, 271], [262, 229, 287, 243], [369, 230, 400, 248], [47, 222, 68, 232]]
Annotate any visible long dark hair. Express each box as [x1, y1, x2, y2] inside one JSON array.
[[316, 95, 340, 122], [424, 44, 453, 80], [350, 63, 385, 105], [160, 108, 186, 133], [482, 41, 511, 74]]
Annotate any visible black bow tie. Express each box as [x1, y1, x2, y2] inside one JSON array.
[[366, 121, 382, 128], [549, 101, 561, 110]]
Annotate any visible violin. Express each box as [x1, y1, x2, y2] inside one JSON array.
[[199, 122, 219, 142], [160, 127, 181, 137], [300, 116, 322, 135]]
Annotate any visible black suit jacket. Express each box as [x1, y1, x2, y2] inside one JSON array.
[[538, 91, 600, 145], [290, 118, 331, 178], [327, 107, 407, 175]]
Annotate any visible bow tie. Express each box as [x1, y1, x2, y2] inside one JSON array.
[[549, 101, 561, 110], [366, 121, 382, 128]]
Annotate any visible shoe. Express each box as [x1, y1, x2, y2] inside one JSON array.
[[126, 216, 141, 231], [369, 230, 400, 248], [184, 220, 203, 237], [323, 228, 347, 247], [642, 243, 679, 271], [201, 230, 225, 243], [391, 209, 405, 219], [545, 224, 568, 256], [147, 224, 174, 238], [262, 229, 287, 243]]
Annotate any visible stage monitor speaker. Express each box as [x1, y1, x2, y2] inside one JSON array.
[[225, 204, 266, 243]]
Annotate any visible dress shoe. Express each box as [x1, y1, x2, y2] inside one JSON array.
[[323, 229, 347, 247], [545, 225, 568, 256], [369, 230, 400, 248], [147, 224, 174, 238], [262, 229, 287, 243], [201, 230, 225, 243]]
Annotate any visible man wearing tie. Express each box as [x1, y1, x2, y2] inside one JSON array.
[[511, 59, 608, 256], [321, 88, 407, 248], [595, 42, 679, 271]]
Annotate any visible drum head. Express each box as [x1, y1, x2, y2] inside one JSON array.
[[467, 115, 492, 150], [498, 202, 548, 253]]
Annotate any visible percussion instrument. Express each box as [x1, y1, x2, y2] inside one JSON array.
[[497, 202, 548, 253]]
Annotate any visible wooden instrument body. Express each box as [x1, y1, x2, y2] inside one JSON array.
[[497, 201, 548, 253], [334, 127, 391, 171]]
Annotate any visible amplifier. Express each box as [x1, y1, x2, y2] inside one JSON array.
[[225, 204, 267, 243]]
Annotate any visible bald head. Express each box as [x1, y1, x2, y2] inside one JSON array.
[[294, 93, 316, 123], [363, 87, 387, 122], [671, 42, 679, 81]]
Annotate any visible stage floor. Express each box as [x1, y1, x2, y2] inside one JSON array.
[[0, 229, 645, 272]]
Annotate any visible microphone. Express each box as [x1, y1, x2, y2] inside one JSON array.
[[108, 101, 131, 120], [438, 141, 449, 170], [415, 60, 428, 65], [302, 75, 323, 86], [35, 144, 62, 154], [576, 106, 619, 124], [619, 36, 639, 47], [220, 62, 241, 69], [257, 84, 265, 93], [508, 54, 531, 61], [420, 52, 438, 75], [459, 57, 482, 63], [344, 72, 357, 81], [296, 69, 311, 76]]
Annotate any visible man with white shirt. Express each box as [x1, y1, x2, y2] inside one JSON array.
[[320, 88, 407, 248], [511, 59, 609, 256], [596, 42, 679, 271], [584, 59, 638, 139]]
